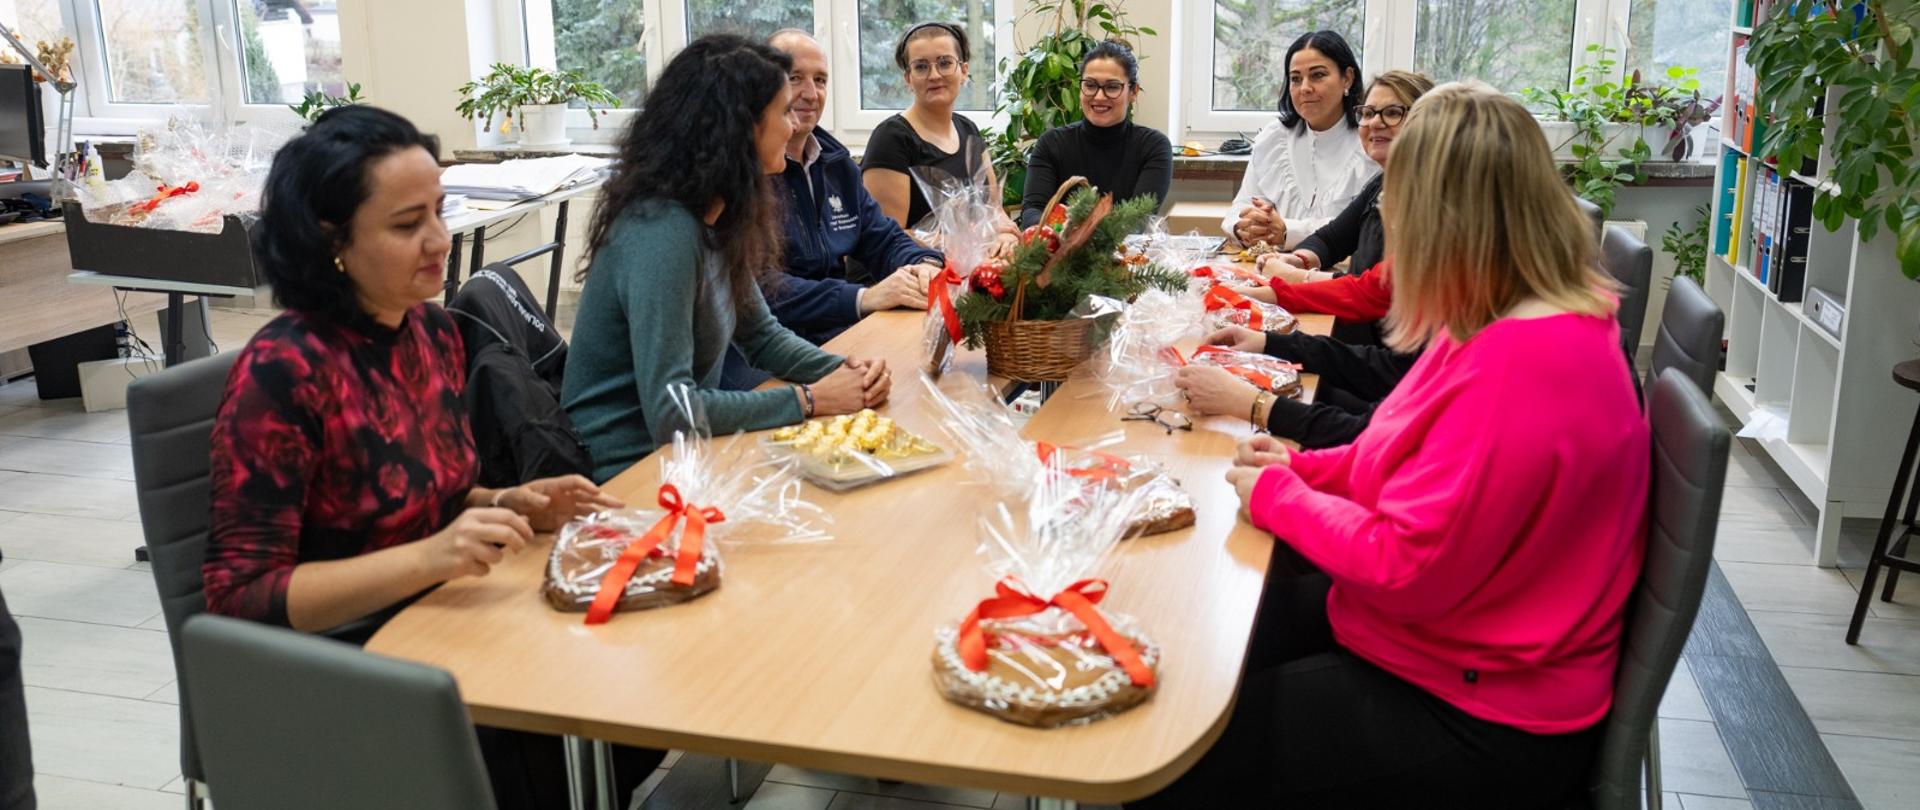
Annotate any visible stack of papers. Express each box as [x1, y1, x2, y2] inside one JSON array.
[[440, 155, 611, 201]]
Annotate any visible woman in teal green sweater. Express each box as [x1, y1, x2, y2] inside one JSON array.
[[565, 35, 891, 482]]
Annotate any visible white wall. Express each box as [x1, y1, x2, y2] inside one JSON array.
[[337, 0, 509, 152]]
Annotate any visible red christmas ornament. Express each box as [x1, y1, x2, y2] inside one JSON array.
[[1021, 224, 1061, 254], [1045, 203, 1069, 231], [970, 259, 1007, 299]]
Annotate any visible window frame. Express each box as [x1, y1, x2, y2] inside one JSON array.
[[9, 0, 324, 131], [518, 0, 1013, 143], [1177, 0, 1634, 140]]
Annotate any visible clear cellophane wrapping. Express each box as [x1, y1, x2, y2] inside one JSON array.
[[543, 385, 831, 617], [74, 116, 296, 233], [912, 162, 999, 375], [1187, 346, 1305, 399], [931, 468, 1160, 727], [918, 374, 1194, 538], [1083, 287, 1200, 412], [1203, 283, 1298, 334]]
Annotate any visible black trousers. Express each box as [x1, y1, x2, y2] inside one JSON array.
[[1128, 573, 1600, 809], [474, 727, 664, 810], [1262, 332, 1420, 449], [0, 588, 36, 810]]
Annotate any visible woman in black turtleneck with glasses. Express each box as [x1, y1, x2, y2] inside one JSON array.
[[1018, 40, 1172, 227]]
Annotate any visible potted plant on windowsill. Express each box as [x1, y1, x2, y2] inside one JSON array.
[[456, 64, 620, 149], [1526, 45, 1704, 162], [986, 1, 1156, 208]]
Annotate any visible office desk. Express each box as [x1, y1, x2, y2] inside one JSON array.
[[0, 221, 166, 356], [369, 287, 1332, 806], [441, 182, 600, 318]]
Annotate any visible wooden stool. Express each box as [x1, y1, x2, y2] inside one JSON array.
[[1846, 359, 1920, 644]]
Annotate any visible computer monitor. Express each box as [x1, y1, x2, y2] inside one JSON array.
[[0, 64, 47, 169]]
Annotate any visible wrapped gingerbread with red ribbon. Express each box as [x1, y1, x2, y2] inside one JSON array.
[[1179, 345, 1305, 399], [918, 374, 1195, 539], [911, 163, 1002, 376], [933, 472, 1160, 727], [543, 385, 831, 623], [1203, 283, 1297, 334]]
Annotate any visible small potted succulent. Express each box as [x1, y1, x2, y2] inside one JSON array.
[[456, 64, 620, 148]]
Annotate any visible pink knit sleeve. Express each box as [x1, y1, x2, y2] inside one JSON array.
[[1249, 376, 1556, 621]]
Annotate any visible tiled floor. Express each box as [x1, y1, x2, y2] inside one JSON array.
[[0, 307, 1916, 808]]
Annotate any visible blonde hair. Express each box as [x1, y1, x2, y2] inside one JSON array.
[[1367, 70, 1434, 108], [1381, 80, 1612, 352]]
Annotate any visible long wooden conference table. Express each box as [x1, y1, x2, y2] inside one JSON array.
[[368, 286, 1334, 807]]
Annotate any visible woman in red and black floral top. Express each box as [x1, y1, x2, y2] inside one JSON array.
[[207, 105, 616, 633], [206, 106, 653, 808]]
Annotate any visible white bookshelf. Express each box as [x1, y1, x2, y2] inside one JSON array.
[[1707, 70, 1920, 565]]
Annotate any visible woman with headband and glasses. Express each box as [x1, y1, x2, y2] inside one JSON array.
[[1016, 39, 1172, 228], [861, 20, 1019, 255]]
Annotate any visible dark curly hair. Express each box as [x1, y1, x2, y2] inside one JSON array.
[[893, 21, 969, 72], [1277, 30, 1363, 133], [581, 34, 790, 311], [253, 105, 440, 323]]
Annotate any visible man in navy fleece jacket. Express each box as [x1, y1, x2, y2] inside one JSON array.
[[721, 29, 942, 389]]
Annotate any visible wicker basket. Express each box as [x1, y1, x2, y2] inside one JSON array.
[[979, 176, 1107, 382]]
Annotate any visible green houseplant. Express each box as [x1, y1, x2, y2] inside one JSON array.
[[1662, 204, 1711, 288], [1747, 0, 1920, 278], [290, 82, 365, 124], [1522, 45, 1704, 217], [986, 1, 1155, 207], [456, 64, 620, 148]]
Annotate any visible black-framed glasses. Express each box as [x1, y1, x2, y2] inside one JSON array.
[[1122, 401, 1193, 434], [909, 57, 962, 77], [1080, 79, 1129, 99], [1357, 104, 1410, 126]]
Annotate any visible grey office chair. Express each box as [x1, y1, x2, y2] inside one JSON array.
[[1649, 276, 1723, 395], [127, 351, 240, 810], [1577, 196, 1605, 243], [1603, 225, 1656, 364], [179, 614, 497, 810], [1587, 369, 1730, 810]]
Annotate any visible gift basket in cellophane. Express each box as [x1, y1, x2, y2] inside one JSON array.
[[931, 465, 1160, 727], [918, 374, 1194, 540], [542, 385, 830, 623]]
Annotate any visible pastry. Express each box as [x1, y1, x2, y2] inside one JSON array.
[[770, 410, 947, 487], [542, 518, 721, 613], [1044, 445, 1195, 537], [932, 614, 1159, 728], [1234, 239, 1278, 263]]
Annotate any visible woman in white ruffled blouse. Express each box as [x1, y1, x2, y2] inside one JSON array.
[[1222, 30, 1377, 250]]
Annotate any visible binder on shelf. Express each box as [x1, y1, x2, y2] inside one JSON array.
[[1715, 149, 1741, 255], [1775, 181, 1813, 303], [1727, 158, 1749, 267]]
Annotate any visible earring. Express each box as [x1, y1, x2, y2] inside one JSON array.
[[334, 256, 346, 274]]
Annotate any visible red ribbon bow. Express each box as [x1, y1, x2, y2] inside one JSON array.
[[1190, 345, 1301, 393], [583, 484, 724, 625], [957, 577, 1154, 687], [1034, 441, 1132, 483], [1192, 263, 1266, 286], [1203, 284, 1263, 331], [927, 260, 966, 344], [130, 181, 200, 215]]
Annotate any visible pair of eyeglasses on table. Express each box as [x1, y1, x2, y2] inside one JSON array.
[[1122, 400, 1193, 434]]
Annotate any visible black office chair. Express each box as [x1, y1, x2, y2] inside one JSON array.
[[1649, 276, 1724, 395], [179, 614, 497, 810], [1603, 225, 1656, 365], [126, 351, 240, 810], [1587, 369, 1731, 810]]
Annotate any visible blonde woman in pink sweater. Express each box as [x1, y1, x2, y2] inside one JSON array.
[[1131, 82, 1648, 808]]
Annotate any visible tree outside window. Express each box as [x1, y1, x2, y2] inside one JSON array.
[[1211, 0, 1364, 113], [1413, 0, 1575, 97]]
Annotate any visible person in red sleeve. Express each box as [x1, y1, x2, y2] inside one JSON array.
[[1176, 72, 1432, 448], [1134, 81, 1645, 809]]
